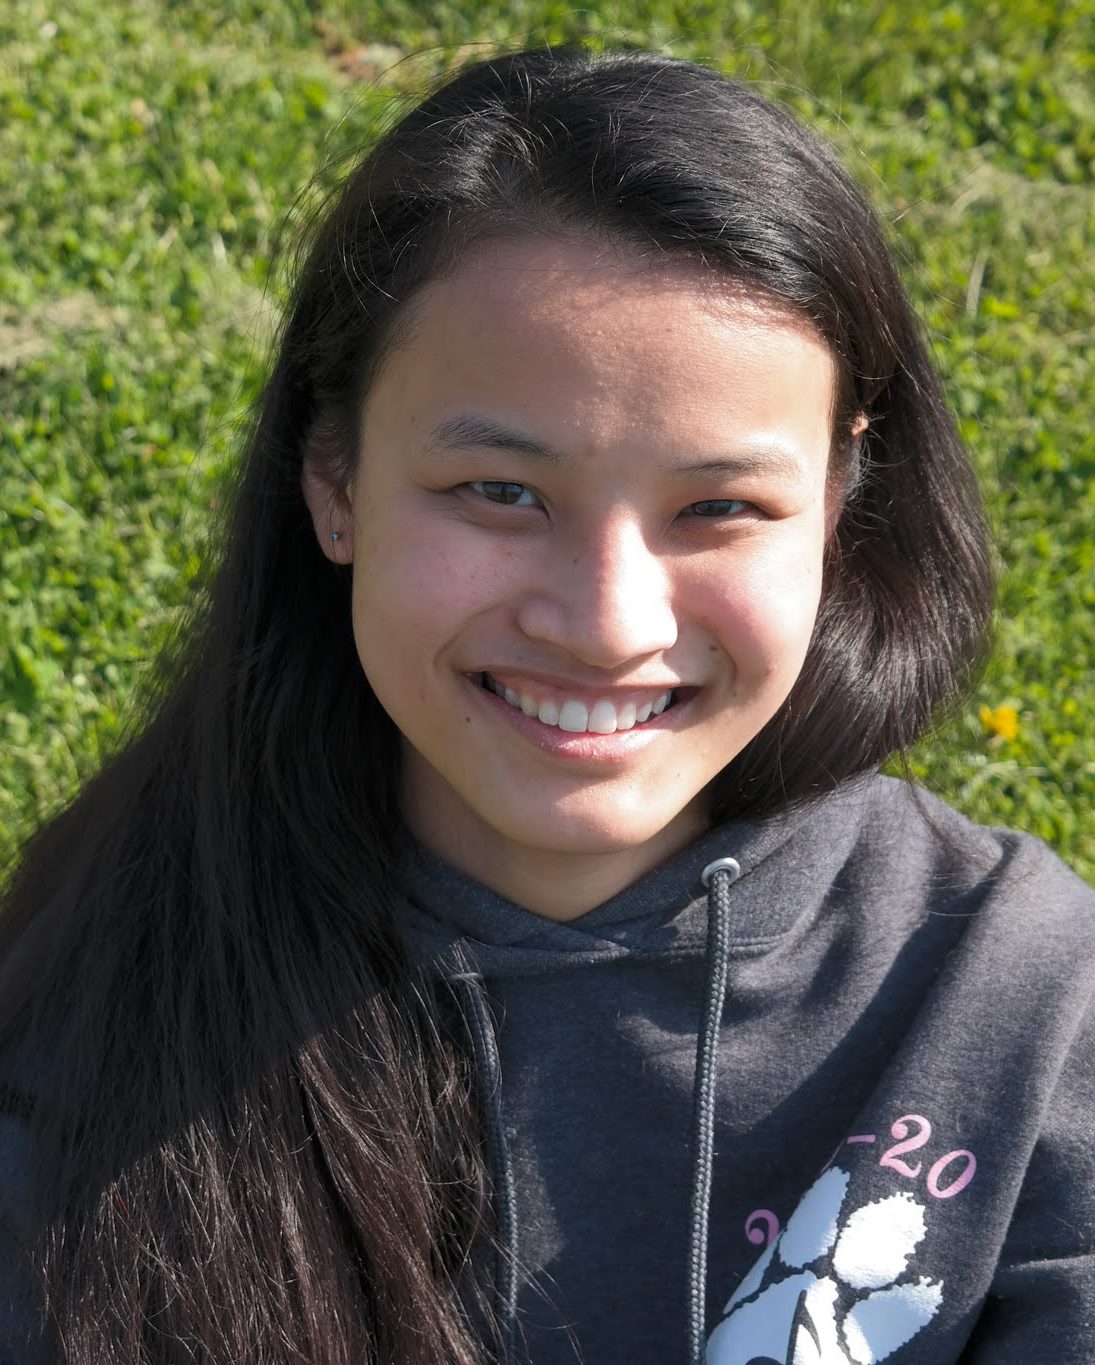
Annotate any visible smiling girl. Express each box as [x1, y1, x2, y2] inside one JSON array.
[[1, 45, 1093, 1365]]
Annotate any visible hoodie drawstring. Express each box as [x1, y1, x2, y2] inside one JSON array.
[[688, 857, 741, 1364], [450, 970, 520, 1363], [447, 853, 741, 1365]]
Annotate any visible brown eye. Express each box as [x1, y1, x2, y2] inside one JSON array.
[[688, 499, 749, 517], [470, 480, 541, 508]]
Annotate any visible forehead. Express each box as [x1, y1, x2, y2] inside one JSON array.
[[366, 234, 836, 459]]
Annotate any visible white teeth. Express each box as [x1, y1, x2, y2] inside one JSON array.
[[588, 700, 618, 734], [483, 675, 677, 734], [558, 700, 589, 732]]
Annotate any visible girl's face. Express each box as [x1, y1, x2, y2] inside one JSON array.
[[307, 236, 839, 911]]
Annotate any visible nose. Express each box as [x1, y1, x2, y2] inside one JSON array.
[[516, 514, 678, 667]]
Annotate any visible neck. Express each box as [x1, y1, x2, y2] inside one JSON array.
[[402, 778, 707, 922]]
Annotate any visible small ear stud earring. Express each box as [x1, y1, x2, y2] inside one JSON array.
[[330, 531, 341, 543]]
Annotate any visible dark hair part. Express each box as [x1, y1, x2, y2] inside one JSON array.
[[0, 46, 992, 1364]]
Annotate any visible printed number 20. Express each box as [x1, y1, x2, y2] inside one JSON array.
[[881, 1114, 976, 1199]]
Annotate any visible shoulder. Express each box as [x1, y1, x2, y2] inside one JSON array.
[[835, 776, 1095, 1065], [849, 772, 1095, 928], [739, 771, 1095, 968], [801, 773, 1095, 1033]]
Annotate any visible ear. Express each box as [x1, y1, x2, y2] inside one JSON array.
[[825, 412, 869, 539], [301, 456, 354, 565]]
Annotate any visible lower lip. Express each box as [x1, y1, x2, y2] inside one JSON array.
[[467, 677, 687, 763]]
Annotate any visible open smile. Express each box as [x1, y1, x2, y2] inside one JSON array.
[[476, 671, 693, 736]]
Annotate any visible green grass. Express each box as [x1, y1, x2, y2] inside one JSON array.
[[2, 0, 1093, 883]]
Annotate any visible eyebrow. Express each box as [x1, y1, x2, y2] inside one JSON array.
[[427, 415, 561, 461], [672, 453, 806, 480], [426, 413, 807, 479]]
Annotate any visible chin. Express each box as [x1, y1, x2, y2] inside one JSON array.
[[492, 797, 699, 859]]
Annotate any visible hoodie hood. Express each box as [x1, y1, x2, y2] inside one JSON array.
[[395, 771, 881, 978]]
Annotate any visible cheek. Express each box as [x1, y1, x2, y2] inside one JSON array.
[[349, 513, 518, 671], [699, 544, 824, 680]]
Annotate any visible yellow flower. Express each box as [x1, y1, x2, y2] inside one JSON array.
[[979, 703, 1019, 742]]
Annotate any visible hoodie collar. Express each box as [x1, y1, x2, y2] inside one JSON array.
[[397, 772, 882, 977]]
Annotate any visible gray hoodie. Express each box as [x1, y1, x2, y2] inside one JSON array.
[[397, 773, 1095, 1363], [2, 773, 1093, 1363]]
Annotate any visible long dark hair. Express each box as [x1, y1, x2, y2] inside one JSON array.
[[0, 46, 993, 1364]]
